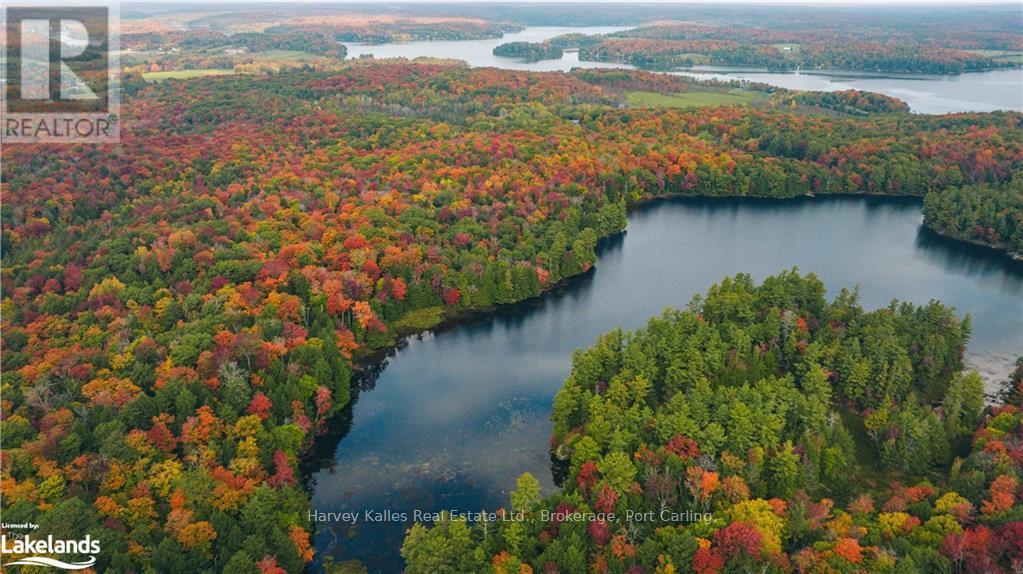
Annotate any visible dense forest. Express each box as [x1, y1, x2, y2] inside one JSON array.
[[493, 42, 565, 62], [123, 11, 521, 43], [575, 23, 1020, 73], [401, 271, 1023, 573], [124, 3, 1023, 45], [123, 30, 348, 58], [2, 62, 1021, 572], [123, 17, 1020, 76], [923, 181, 1023, 256], [265, 15, 521, 44], [115, 4, 1023, 76], [118, 14, 517, 75]]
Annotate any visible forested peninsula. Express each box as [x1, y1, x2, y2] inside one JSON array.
[[493, 42, 564, 62], [402, 271, 1023, 573]]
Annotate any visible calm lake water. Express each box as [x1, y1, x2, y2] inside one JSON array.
[[675, 66, 1023, 115], [344, 26, 631, 71], [310, 196, 1023, 572], [344, 26, 1023, 114]]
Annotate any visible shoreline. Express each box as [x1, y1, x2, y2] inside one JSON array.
[[299, 189, 1021, 480]]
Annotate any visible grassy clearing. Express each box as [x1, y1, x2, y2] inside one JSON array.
[[142, 69, 237, 82], [247, 50, 328, 62], [963, 49, 1023, 64], [392, 306, 446, 332], [626, 89, 762, 109]]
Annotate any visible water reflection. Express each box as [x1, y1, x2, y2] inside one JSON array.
[[309, 196, 1022, 572], [915, 226, 1023, 287]]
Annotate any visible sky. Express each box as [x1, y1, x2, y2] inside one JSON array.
[[109, 0, 1022, 4]]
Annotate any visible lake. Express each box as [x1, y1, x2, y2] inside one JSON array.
[[344, 26, 632, 72], [344, 26, 1023, 114], [309, 196, 1023, 572], [674, 66, 1023, 115]]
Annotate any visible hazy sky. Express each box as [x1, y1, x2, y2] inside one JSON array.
[[111, 0, 1021, 4]]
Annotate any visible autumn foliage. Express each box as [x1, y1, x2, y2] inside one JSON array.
[[2, 61, 1021, 572]]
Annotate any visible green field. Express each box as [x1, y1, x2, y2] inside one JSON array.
[[964, 49, 1023, 64], [246, 50, 327, 62], [142, 69, 237, 82], [625, 89, 762, 109], [392, 306, 446, 331]]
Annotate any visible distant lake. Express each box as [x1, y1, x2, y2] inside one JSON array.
[[310, 196, 1023, 572], [344, 26, 631, 71], [675, 66, 1023, 115], [344, 27, 1023, 114]]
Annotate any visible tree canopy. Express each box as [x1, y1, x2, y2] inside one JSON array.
[[2, 61, 1020, 572], [402, 271, 1023, 574]]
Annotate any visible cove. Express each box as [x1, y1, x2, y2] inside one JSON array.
[[343, 26, 1023, 114], [308, 196, 1023, 572], [671, 66, 1023, 115]]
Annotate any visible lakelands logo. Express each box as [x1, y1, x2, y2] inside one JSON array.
[[1, 2, 120, 143], [1, 534, 101, 570]]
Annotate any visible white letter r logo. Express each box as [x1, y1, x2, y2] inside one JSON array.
[[19, 18, 97, 100]]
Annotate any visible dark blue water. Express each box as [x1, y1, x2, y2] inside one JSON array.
[[308, 196, 1023, 571]]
